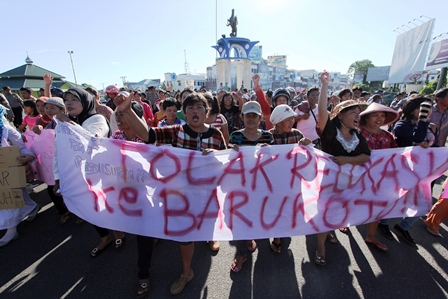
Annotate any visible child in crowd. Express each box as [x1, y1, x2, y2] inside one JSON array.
[[18, 100, 40, 132], [158, 98, 185, 127], [229, 101, 273, 272], [114, 91, 226, 296], [34, 97, 72, 224], [34, 97, 52, 128]]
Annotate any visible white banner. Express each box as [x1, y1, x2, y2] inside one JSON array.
[[388, 19, 435, 84], [55, 122, 448, 241]]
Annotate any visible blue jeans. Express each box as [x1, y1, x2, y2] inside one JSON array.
[[379, 217, 419, 230]]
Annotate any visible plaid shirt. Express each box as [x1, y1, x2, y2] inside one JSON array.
[[269, 128, 304, 145], [148, 124, 226, 151], [360, 127, 397, 150]]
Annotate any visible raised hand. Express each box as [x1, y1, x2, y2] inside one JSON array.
[[43, 73, 53, 86], [114, 92, 133, 112], [252, 74, 260, 86], [320, 71, 330, 86]]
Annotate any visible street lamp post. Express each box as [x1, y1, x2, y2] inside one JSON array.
[[67, 51, 78, 87]]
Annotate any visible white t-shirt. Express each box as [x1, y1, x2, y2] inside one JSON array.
[[295, 106, 320, 141]]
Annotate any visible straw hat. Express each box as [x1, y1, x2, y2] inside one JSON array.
[[329, 100, 368, 120], [359, 102, 399, 126]]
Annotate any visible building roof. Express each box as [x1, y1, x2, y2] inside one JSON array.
[[0, 63, 64, 79], [0, 56, 71, 91]]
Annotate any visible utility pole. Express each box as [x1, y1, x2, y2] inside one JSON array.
[[184, 50, 189, 74], [436, 67, 447, 90], [67, 51, 78, 86]]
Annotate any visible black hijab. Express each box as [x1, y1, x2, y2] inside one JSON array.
[[63, 87, 97, 125]]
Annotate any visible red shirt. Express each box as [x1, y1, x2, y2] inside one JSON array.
[[360, 127, 397, 150]]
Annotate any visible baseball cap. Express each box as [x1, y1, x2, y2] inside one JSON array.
[[241, 101, 261, 115]]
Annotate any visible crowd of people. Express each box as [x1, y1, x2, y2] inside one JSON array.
[[0, 72, 447, 297]]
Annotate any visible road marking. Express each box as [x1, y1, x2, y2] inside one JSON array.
[[0, 236, 71, 294]]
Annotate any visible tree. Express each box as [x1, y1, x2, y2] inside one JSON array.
[[348, 59, 374, 85]]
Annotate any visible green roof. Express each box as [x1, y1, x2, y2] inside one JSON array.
[[0, 63, 64, 79]]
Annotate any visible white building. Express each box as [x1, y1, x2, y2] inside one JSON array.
[[164, 73, 206, 91]]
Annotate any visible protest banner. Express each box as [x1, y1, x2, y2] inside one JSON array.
[[55, 122, 448, 241], [0, 147, 26, 210], [23, 130, 56, 185]]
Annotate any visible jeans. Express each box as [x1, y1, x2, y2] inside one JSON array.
[[380, 217, 419, 231]]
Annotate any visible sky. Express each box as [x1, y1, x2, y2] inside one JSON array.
[[1, 0, 447, 90]]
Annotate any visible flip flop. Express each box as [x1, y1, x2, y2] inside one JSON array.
[[247, 240, 257, 253], [365, 240, 388, 252], [231, 256, 247, 273], [137, 279, 150, 298], [426, 227, 443, 238], [314, 252, 326, 266], [270, 240, 282, 255], [326, 232, 338, 244], [90, 241, 112, 258], [339, 227, 350, 234]]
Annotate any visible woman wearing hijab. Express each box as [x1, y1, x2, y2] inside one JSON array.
[[54, 87, 115, 256]]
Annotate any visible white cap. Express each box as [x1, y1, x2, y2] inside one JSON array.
[[270, 104, 296, 125]]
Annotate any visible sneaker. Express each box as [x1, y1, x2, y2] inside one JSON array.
[[377, 223, 394, 240], [393, 224, 416, 246], [27, 204, 41, 221]]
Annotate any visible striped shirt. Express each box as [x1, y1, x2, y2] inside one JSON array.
[[207, 113, 228, 132], [229, 130, 273, 146], [148, 124, 226, 151], [269, 128, 304, 145]]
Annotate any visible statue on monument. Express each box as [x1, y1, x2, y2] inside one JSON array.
[[227, 9, 238, 37]]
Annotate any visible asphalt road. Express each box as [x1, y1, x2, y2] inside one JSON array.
[[1, 177, 448, 299]]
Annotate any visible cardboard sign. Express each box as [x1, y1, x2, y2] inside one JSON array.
[[0, 147, 20, 167], [0, 146, 26, 210], [0, 189, 24, 209]]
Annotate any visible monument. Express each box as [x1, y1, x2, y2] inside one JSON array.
[[212, 9, 258, 90]]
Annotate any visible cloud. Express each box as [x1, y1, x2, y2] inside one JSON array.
[[111, 61, 120, 65]]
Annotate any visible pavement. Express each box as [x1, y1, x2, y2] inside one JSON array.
[[1, 177, 448, 299]]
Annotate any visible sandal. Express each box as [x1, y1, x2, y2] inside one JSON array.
[[230, 256, 247, 273], [365, 240, 388, 252], [314, 251, 326, 266], [270, 240, 282, 255], [426, 227, 443, 238], [137, 279, 150, 298], [115, 236, 126, 248], [339, 227, 350, 234], [170, 272, 194, 295], [247, 240, 257, 253], [326, 232, 338, 244], [60, 212, 71, 225], [75, 218, 85, 225], [90, 241, 112, 258]]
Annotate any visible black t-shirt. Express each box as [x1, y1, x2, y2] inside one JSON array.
[[321, 117, 370, 157]]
